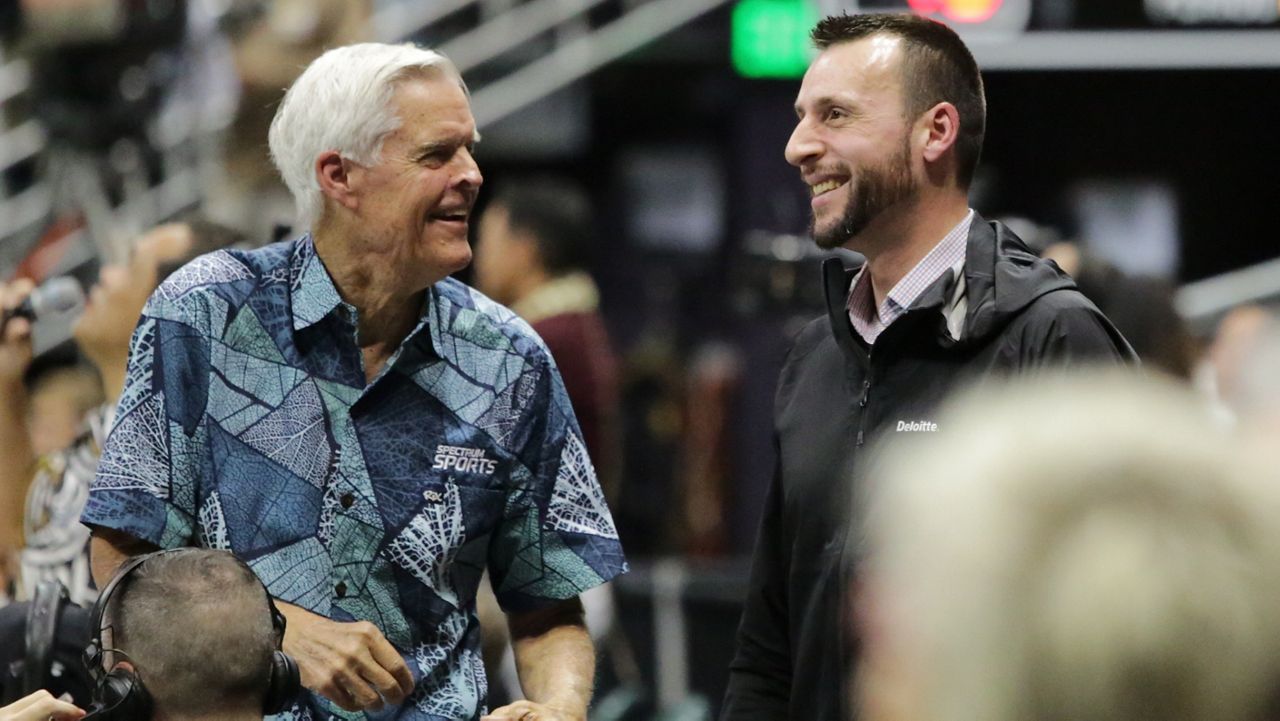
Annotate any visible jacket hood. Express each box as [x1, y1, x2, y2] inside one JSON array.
[[961, 215, 1078, 342], [822, 214, 1080, 347]]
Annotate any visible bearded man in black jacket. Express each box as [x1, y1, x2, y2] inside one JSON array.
[[721, 13, 1134, 721]]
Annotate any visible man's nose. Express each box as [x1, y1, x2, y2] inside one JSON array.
[[785, 119, 821, 169], [455, 147, 483, 189]]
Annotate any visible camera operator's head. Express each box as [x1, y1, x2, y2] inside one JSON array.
[[87, 549, 299, 721]]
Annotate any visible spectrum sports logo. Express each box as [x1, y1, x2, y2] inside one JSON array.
[[431, 445, 498, 475]]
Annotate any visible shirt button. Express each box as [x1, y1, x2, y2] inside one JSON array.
[[340, 493, 354, 509], [335, 582, 347, 598]]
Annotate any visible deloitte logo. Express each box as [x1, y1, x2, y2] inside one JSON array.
[[895, 420, 939, 432]]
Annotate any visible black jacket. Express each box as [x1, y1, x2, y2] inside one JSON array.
[[721, 216, 1134, 721]]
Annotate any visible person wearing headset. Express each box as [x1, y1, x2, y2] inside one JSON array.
[[81, 548, 299, 721], [1, 548, 299, 721]]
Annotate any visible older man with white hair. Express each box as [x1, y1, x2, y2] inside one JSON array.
[[81, 43, 626, 721], [857, 373, 1280, 721]]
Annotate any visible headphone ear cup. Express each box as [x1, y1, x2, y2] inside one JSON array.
[[263, 651, 301, 714], [96, 667, 154, 721]]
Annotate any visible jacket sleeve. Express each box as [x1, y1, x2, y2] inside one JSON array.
[[1020, 294, 1138, 368], [721, 443, 792, 720]]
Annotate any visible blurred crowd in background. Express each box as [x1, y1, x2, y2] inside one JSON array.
[[1, 0, 1278, 717]]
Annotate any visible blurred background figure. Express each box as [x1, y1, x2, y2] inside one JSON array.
[[0, 218, 244, 712], [22, 355, 102, 457], [1043, 240, 1197, 379], [857, 372, 1280, 721], [208, 0, 371, 240], [475, 178, 622, 501], [1204, 305, 1280, 430], [473, 179, 637, 708], [0, 218, 245, 607]]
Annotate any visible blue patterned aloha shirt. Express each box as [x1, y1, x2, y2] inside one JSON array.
[[80, 235, 627, 721]]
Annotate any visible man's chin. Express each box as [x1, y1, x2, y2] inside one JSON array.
[[811, 218, 854, 250]]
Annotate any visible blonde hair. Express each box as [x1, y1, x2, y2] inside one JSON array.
[[862, 372, 1280, 721]]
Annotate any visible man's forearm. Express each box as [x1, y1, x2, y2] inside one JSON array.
[[509, 599, 594, 720], [89, 529, 159, 588]]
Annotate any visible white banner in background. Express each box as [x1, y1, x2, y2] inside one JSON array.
[[1145, 0, 1279, 24]]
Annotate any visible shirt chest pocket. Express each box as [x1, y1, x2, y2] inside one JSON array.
[[383, 473, 506, 608]]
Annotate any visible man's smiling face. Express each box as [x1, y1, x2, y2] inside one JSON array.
[[785, 35, 920, 250]]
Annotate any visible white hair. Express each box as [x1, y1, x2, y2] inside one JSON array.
[[862, 372, 1280, 721], [268, 43, 465, 229]]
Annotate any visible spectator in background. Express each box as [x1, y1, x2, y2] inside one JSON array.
[[473, 181, 628, 704], [474, 180, 621, 499], [856, 372, 1280, 721], [1206, 304, 1280, 434], [211, 0, 371, 240], [0, 219, 245, 605], [23, 359, 102, 457], [1043, 240, 1197, 379]]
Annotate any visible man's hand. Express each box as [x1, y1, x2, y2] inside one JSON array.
[[276, 600, 415, 712], [0, 690, 85, 721], [0, 279, 35, 390], [482, 699, 583, 721]]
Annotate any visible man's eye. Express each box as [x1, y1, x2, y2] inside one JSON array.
[[827, 108, 847, 121]]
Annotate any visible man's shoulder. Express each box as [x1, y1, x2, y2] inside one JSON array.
[[998, 286, 1133, 361], [432, 277, 552, 365], [1014, 285, 1109, 327], [148, 240, 293, 324]]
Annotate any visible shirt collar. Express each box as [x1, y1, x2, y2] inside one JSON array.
[[847, 209, 974, 341], [290, 235, 346, 332], [287, 235, 443, 361]]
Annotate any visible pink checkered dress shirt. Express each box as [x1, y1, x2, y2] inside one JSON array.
[[847, 210, 974, 345]]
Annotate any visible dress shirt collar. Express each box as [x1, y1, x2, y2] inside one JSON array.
[[847, 209, 973, 344]]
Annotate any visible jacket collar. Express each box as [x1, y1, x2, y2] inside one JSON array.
[[823, 213, 1079, 352]]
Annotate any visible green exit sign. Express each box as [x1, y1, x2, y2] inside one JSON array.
[[732, 0, 819, 78]]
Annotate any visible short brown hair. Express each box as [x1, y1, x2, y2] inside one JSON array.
[[812, 13, 986, 188], [114, 549, 277, 717]]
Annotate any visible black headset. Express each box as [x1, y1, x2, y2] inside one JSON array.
[[83, 549, 302, 721]]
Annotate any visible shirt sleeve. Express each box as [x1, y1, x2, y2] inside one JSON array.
[[80, 286, 213, 550], [487, 354, 627, 612]]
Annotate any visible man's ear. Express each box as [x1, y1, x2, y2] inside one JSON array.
[[918, 101, 960, 165], [316, 151, 360, 212]]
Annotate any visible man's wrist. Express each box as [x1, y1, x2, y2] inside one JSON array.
[[540, 694, 588, 721]]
